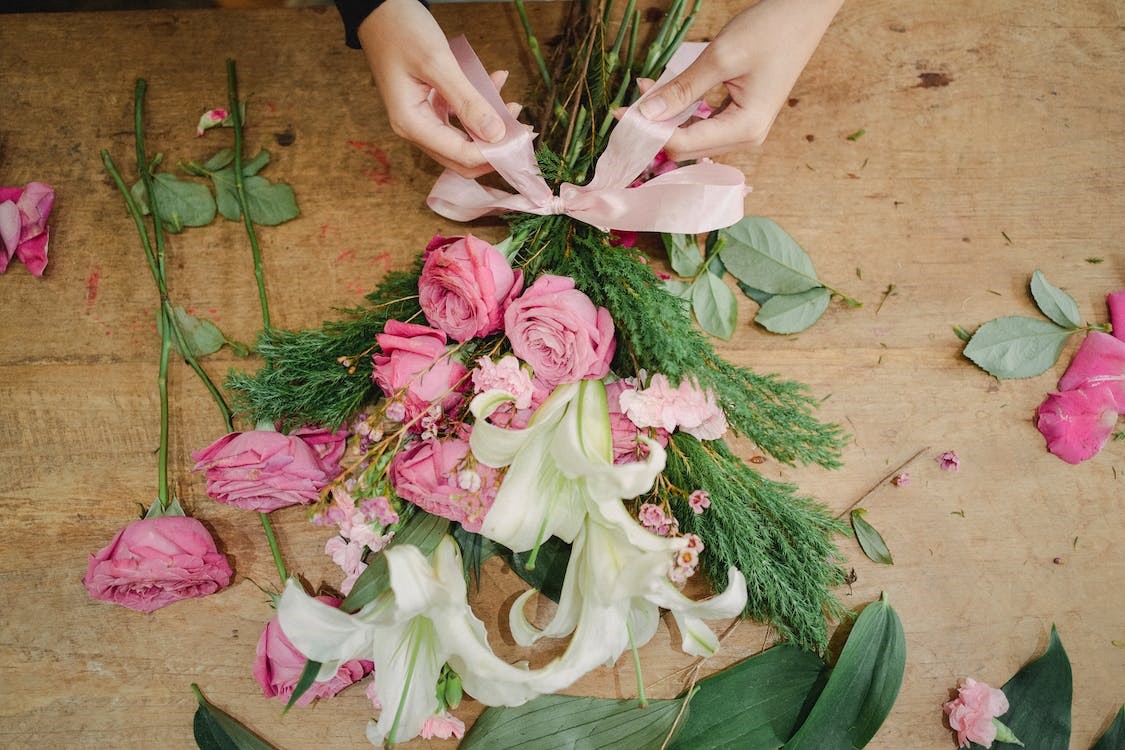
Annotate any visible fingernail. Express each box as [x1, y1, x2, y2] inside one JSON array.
[[481, 115, 505, 142], [640, 95, 666, 119]]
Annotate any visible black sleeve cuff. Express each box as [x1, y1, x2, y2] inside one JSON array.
[[334, 0, 430, 50]]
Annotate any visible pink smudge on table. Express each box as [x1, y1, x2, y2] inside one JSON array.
[[85, 269, 101, 309], [346, 140, 394, 185], [335, 248, 356, 265]]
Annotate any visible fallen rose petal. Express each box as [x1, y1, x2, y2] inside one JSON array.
[[15, 228, 49, 277], [1037, 384, 1119, 464], [1057, 331, 1125, 405], [196, 108, 230, 136], [0, 200, 19, 256], [1108, 290, 1125, 343], [16, 181, 54, 241]]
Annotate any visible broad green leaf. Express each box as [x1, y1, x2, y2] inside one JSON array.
[[663, 278, 694, 301], [505, 536, 571, 603], [1030, 270, 1081, 329], [241, 149, 271, 177], [340, 512, 450, 613], [962, 316, 1074, 379], [784, 594, 906, 749], [663, 233, 704, 277], [203, 148, 236, 171], [969, 626, 1072, 750], [692, 273, 738, 339], [1092, 706, 1124, 750], [755, 287, 831, 334], [850, 509, 894, 565], [243, 176, 299, 226], [737, 281, 775, 306], [667, 645, 828, 750], [719, 217, 821, 295], [284, 658, 322, 713], [131, 172, 216, 233], [707, 252, 727, 279], [192, 685, 278, 750], [168, 306, 225, 357], [462, 693, 685, 750]]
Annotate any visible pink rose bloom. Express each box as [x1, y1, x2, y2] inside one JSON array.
[[256, 595, 372, 705], [83, 516, 232, 612], [289, 424, 348, 476], [1108, 290, 1125, 342], [192, 429, 336, 512], [390, 437, 499, 532], [1057, 331, 1125, 405], [504, 275, 616, 388], [472, 355, 534, 409], [1037, 384, 1119, 464], [420, 712, 466, 740], [619, 373, 728, 441], [373, 320, 468, 427], [0, 182, 54, 276], [419, 234, 523, 342], [943, 677, 1008, 748]]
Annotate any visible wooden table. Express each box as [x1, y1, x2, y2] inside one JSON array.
[[1, 2, 1122, 747]]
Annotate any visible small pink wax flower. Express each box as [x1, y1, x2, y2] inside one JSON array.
[[196, 108, 230, 136], [688, 489, 711, 514], [420, 712, 466, 740], [638, 502, 676, 536], [1037, 385, 1119, 464], [936, 451, 960, 471], [942, 677, 1008, 748], [892, 472, 911, 487], [471, 355, 534, 409]]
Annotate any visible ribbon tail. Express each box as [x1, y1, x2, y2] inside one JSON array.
[[426, 170, 544, 222]]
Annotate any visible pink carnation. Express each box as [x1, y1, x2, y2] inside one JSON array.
[[943, 678, 1008, 748], [420, 712, 466, 740], [372, 320, 468, 428], [472, 355, 534, 409], [256, 595, 372, 705], [389, 437, 499, 532], [606, 379, 669, 464], [419, 234, 523, 342], [619, 373, 727, 440]]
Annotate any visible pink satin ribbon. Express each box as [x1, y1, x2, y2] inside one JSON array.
[[426, 36, 748, 234]]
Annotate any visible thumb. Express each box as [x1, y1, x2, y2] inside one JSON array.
[[639, 56, 721, 121], [432, 66, 506, 143]]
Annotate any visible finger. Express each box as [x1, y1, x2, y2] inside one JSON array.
[[397, 108, 493, 175], [637, 77, 655, 94], [638, 53, 725, 122], [662, 106, 774, 161], [489, 69, 510, 93], [505, 101, 523, 119], [431, 62, 506, 143]]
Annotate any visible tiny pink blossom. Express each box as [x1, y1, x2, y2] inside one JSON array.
[[937, 450, 960, 472], [943, 677, 1008, 748], [892, 472, 911, 487], [471, 355, 534, 409], [420, 712, 466, 740], [638, 503, 676, 536], [688, 490, 711, 514], [359, 496, 399, 526], [325, 536, 367, 595], [196, 108, 229, 136]]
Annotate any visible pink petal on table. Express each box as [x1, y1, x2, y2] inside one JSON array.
[[1108, 290, 1125, 343], [16, 228, 49, 277], [0, 200, 19, 257], [1058, 331, 1125, 405], [16, 181, 54, 241], [1037, 384, 1119, 464], [0, 187, 21, 203]]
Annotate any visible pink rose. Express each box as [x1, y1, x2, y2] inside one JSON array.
[[372, 320, 468, 427], [390, 437, 498, 532], [943, 677, 1008, 748], [1108, 290, 1125, 342], [257, 595, 372, 705], [288, 424, 348, 476], [192, 429, 336, 512], [1057, 331, 1125, 405], [419, 234, 523, 342], [504, 275, 615, 387], [83, 516, 232, 612], [0, 182, 54, 277]]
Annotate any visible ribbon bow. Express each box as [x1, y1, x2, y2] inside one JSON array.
[[426, 37, 748, 234]]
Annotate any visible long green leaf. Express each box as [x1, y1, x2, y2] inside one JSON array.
[[784, 594, 906, 749], [284, 657, 322, 713], [970, 626, 1072, 750], [851, 509, 894, 565], [1092, 706, 1124, 750], [341, 512, 450, 613], [668, 645, 828, 750], [192, 685, 278, 750], [1030, 270, 1081, 329], [462, 693, 685, 749], [962, 316, 1073, 379], [719, 217, 821, 295], [506, 536, 571, 603]]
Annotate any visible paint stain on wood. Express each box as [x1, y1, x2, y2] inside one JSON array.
[[274, 129, 296, 147], [787, 98, 799, 107], [916, 72, 952, 88], [334, 248, 356, 265], [84, 269, 101, 309], [346, 140, 394, 185]]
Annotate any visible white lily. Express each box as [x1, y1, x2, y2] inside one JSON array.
[[277, 536, 538, 747]]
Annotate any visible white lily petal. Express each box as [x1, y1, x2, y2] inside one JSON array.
[[550, 380, 613, 472], [366, 618, 444, 748], [627, 599, 662, 651], [673, 612, 721, 657], [509, 588, 545, 647], [385, 543, 446, 621], [646, 567, 748, 620], [277, 580, 375, 666], [468, 384, 573, 467]]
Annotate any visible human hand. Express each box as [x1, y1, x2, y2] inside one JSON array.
[[356, 0, 520, 177], [637, 0, 844, 161]]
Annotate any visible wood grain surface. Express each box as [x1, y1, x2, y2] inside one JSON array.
[[1, 2, 1122, 748]]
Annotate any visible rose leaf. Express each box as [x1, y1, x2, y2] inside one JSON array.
[[962, 316, 1074, 379], [755, 287, 831, 334], [1030, 270, 1082, 329], [718, 217, 821, 295], [691, 272, 738, 340]]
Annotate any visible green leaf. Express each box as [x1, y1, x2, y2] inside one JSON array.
[[755, 287, 831, 335], [952, 324, 973, 342], [962, 316, 1074, 379], [851, 509, 893, 565], [737, 281, 775, 306], [224, 337, 252, 357], [284, 658, 322, 713], [242, 175, 299, 226], [992, 718, 1024, 746], [340, 512, 450, 613], [969, 626, 1072, 750], [1092, 706, 1124, 750], [168, 306, 225, 357], [452, 524, 501, 585], [241, 149, 271, 177], [667, 645, 828, 749], [505, 536, 571, 603], [462, 693, 685, 750], [192, 684, 278, 750], [203, 148, 236, 171], [784, 594, 906, 749], [663, 278, 694, 300], [692, 273, 739, 339], [131, 172, 216, 233], [1030, 270, 1081, 329], [719, 217, 821, 295], [663, 233, 705, 277]]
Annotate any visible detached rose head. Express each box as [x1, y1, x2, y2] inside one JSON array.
[[390, 436, 499, 532], [420, 234, 523, 342], [373, 320, 468, 427], [83, 516, 232, 612], [256, 595, 372, 705], [192, 429, 336, 512], [0, 182, 54, 276], [943, 677, 1008, 748], [504, 275, 615, 387]]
